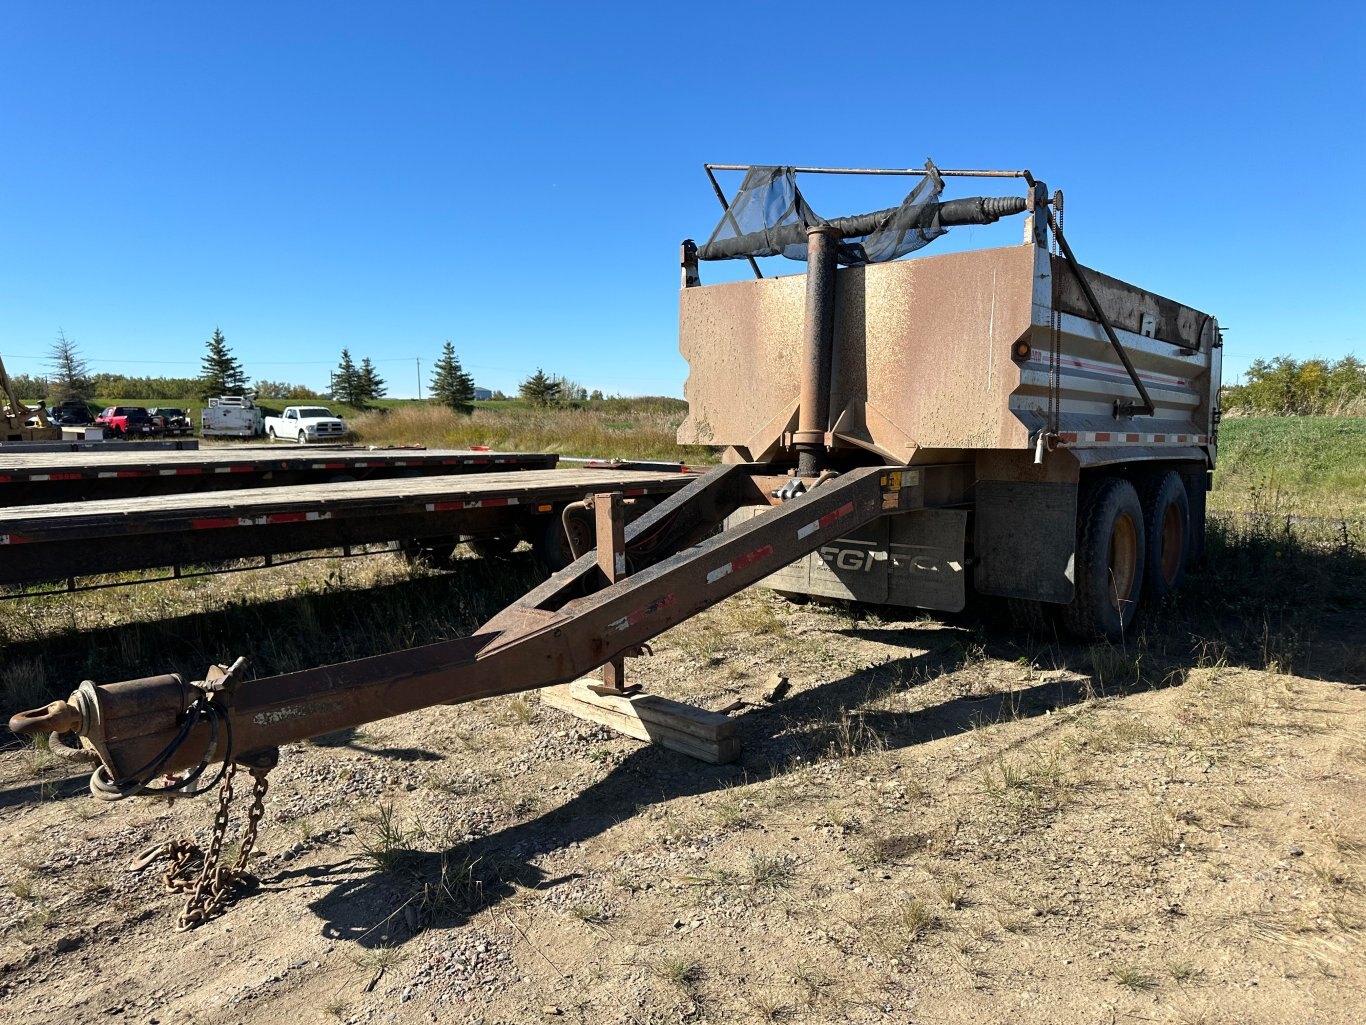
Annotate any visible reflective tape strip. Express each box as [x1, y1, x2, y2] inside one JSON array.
[[796, 501, 855, 541], [0, 533, 31, 545], [706, 543, 774, 585], [606, 593, 676, 633], [1057, 432, 1210, 445], [424, 497, 519, 512], [191, 511, 332, 529]]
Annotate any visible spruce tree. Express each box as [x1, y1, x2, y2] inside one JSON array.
[[359, 357, 387, 401], [47, 329, 92, 402], [334, 349, 364, 407], [198, 328, 246, 398], [519, 368, 561, 406], [429, 341, 475, 413]]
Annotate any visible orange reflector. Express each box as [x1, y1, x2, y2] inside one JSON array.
[[537, 504, 553, 513], [1013, 341, 1031, 360]]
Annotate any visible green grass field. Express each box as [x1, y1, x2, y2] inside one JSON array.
[[1212, 416, 1366, 518]]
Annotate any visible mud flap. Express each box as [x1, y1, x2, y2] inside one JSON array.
[[973, 480, 1077, 604]]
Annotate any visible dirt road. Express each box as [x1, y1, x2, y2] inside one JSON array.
[[2, 587, 1363, 1024]]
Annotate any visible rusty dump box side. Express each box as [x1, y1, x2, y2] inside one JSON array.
[[678, 242, 1219, 465]]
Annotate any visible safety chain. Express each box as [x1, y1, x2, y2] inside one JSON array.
[[153, 761, 271, 931], [1047, 192, 1065, 443]]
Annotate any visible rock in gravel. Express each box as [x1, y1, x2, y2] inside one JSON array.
[[761, 674, 790, 703]]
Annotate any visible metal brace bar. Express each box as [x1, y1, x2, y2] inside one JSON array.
[[1046, 208, 1156, 418]]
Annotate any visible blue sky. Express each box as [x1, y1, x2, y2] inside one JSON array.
[[2, 1, 1362, 398]]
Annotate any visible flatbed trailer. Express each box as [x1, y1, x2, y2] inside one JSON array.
[[0, 467, 694, 589], [0, 446, 558, 506]]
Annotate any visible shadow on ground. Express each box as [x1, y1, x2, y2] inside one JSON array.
[[296, 623, 1221, 947]]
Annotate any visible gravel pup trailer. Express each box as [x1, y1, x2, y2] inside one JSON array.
[[11, 163, 1219, 925], [0, 466, 694, 589], [0, 446, 558, 506]]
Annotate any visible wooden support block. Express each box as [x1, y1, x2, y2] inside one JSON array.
[[541, 679, 741, 764]]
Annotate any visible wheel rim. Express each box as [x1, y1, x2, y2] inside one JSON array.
[[1161, 502, 1184, 584], [1107, 512, 1139, 610]]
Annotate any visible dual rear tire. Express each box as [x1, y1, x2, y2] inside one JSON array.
[[1061, 471, 1191, 642]]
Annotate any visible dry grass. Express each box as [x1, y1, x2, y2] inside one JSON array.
[[348, 402, 714, 463]]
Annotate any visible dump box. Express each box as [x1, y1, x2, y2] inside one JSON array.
[[678, 165, 1220, 634]]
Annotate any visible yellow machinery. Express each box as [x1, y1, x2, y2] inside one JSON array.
[[0, 352, 61, 442]]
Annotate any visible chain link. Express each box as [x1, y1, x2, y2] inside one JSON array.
[[149, 761, 271, 931]]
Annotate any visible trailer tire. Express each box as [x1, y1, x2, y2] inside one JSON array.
[[1062, 477, 1145, 642], [1140, 471, 1190, 601], [535, 505, 593, 571]]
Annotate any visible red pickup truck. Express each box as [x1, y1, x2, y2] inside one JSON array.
[[96, 406, 157, 436]]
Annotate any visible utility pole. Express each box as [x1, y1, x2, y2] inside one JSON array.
[[416, 357, 422, 399]]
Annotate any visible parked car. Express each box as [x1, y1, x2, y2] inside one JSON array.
[[50, 401, 95, 426], [96, 405, 156, 436], [264, 406, 348, 444], [148, 406, 193, 436]]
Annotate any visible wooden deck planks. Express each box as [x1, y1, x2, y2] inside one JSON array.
[[0, 447, 554, 476], [0, 468, 695, 538]]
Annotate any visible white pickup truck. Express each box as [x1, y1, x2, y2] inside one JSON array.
[[264, 405, 348, 444]]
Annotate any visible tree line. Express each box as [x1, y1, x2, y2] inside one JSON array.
[[1222, 355, 1366, 416], [13, 328, 619, 413]]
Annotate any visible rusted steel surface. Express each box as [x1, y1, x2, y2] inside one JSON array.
[[1050, 257, 1215, 351], [795, 225, 840, 472], [680, 246, 1038, 459], [679, 244, 1216, 462], [12, 465, 942, 788]]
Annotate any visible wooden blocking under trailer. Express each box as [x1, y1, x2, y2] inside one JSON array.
[[541, 679, 741, 764]]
